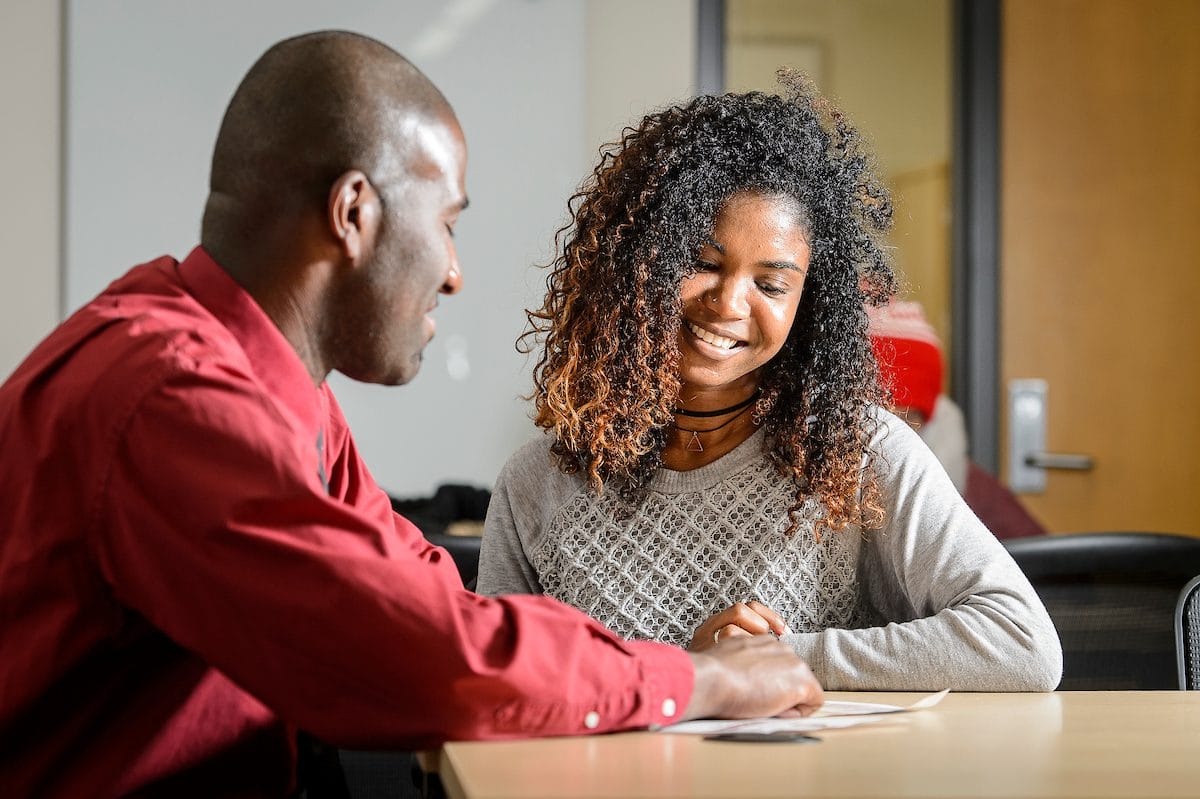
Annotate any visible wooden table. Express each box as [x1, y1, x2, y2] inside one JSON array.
[[428, 691, 1200, 798]]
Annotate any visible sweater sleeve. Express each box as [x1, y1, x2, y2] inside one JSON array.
[[782, 412, 1063, 691], [477, 444, 548, 596]]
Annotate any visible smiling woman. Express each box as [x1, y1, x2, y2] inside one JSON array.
[[518, 72, 894, 533], [477, 73, 1063, 693], [671, 191, 810, 468]]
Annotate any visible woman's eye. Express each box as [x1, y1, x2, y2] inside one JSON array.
[[758, 282, 787, 296], [695, 260, 718, 272]]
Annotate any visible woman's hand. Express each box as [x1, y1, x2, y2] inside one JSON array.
[[688, 600, 794, 652]]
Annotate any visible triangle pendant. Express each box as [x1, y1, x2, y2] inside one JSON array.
[[685, 431, 704, 452]]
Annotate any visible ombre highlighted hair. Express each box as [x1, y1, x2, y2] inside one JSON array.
[[520, 72, 897, 533]]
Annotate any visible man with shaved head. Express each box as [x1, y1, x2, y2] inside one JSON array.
[[0, 31, 822, 796]]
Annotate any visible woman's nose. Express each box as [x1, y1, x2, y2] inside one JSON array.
[[704, 278, 749, 317]]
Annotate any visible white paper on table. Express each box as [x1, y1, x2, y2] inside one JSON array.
[[813, 688, 949, 718], [659, 689, 949, 736]]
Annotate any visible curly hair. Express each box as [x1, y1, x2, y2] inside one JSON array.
[[521, 71, 897, 533]]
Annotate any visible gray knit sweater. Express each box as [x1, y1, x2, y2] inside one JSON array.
[[478, 410, 1062, 691]]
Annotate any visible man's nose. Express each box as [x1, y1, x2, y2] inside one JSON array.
[[441, 261, 462, 295]]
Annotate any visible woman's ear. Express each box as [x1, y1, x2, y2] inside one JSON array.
[[328, 170, 381, 265]]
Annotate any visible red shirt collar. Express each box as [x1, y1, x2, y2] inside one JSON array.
[[176, 245, 324, 435]]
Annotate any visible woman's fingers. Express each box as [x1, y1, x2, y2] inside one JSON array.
[[746, 600, 794, 636], [716, 622, 752, 641], [688, 601, 792, 651]]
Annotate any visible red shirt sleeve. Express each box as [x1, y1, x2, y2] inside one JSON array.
[[89, 361, 692, 749]]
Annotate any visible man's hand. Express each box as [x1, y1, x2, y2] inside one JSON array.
[[687, 600, 793, 652], [682, 635, 823, 720]]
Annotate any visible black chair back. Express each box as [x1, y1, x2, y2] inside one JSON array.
[[1003, 532, 1200, 690], [1177, 574, 1200, 690]]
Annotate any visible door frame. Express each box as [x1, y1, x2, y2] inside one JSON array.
[[951, 0, 1000, 474]]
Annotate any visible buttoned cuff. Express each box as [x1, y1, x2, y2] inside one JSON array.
[[488, 639, 694, 736], [626, 639, 693, 731]]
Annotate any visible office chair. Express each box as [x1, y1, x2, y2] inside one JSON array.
[[1003, 532, 1200, 690], [1177, 574, 1200, 690], [390, 484, 490, 538]]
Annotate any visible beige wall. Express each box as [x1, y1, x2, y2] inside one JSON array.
[[585, 0, 696, 165], [727, 0, 951, 174], [0, 1, 61, 379]]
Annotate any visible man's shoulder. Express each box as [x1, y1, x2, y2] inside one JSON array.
[[11, 258, 253, 413], [90, 257, 237, 351], [118, 276, 247, 383], [69, 257, 234, 355]]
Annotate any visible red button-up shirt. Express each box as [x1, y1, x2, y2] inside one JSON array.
[[0, 248, 692, 797]]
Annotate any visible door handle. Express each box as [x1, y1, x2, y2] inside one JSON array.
[[1023, 452, 1094, 471], [1008, 379, 1095, 493]]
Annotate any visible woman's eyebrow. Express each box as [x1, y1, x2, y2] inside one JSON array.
[[759, 260, 804, 272], [704, 238, 803, 272]]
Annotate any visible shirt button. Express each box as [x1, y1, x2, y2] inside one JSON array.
[[661, 698, 677, 718], [584, 711, 600, 730]]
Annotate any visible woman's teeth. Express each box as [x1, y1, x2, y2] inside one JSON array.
[[687, 321, 738, 350]]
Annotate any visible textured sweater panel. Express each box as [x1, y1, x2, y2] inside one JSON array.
[[529, 440, 866, 648]]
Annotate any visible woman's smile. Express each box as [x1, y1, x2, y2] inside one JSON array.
[[683, 320, 745, 352]]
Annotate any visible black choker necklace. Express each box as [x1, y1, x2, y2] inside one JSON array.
[[673, 390, 760, 418], [672, 404, 755, 452]]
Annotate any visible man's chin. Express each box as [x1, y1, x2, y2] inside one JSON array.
[[380, 361, 420, 387], [335, 354, 421, 387], [391, 351, 426, 386]]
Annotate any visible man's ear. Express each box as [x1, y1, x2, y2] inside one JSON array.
[[328, 170, 381, 264]]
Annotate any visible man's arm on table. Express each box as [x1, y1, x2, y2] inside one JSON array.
[[92, 371, 822, 749]]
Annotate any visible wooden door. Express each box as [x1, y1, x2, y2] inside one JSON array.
[[1000, 0, 1200, 534]]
